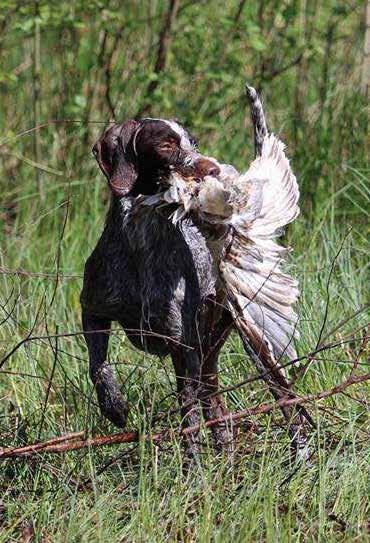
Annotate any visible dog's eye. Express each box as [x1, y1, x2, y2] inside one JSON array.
[[157, 140, 177, 152]]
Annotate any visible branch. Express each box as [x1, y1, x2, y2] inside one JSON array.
[[259, 53, 304, 83], [234, 0, 247, 23], [1, 370, 369, 460]]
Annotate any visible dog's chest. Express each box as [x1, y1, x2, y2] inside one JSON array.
[[124, 207, 220, 301], [81, 204, 223, 326]]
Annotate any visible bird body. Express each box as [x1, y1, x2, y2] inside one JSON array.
[[138, 131, 300, 368]]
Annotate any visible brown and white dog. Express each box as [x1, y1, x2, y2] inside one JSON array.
[[81, 109, 310, 457]]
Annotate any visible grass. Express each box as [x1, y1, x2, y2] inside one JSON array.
[[1, 2, 368, 538], [0, 129, 369, 541]]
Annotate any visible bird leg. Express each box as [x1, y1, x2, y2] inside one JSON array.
[[239, 323, 313, 463]]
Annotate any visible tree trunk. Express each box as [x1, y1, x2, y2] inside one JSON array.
[[138, 0, 180, 116], [361, 0, 370, 97], [33, 1, 43, 201]]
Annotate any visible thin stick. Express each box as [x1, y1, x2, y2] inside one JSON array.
[[1, 370, 369, 460]]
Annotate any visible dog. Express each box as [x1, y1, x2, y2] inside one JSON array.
[[81, 111, 310, 456]]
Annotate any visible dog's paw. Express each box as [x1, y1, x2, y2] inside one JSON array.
[[98, 392, 129, 428]]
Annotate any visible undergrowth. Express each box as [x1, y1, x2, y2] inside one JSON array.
[[0, 153, 369, 541]]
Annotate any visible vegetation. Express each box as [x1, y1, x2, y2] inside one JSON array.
[[0, 1, 369, 541]]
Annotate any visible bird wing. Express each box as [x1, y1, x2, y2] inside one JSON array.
[[220, 133, 300, 366], [136, 133, 300, 367]]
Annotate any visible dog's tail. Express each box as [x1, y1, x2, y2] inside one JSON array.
[[245, 84, 268, 158]]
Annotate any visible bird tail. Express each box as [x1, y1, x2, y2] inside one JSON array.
[[245, 84, 268, 158]]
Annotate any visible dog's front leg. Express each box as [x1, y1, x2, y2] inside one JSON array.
[[200, 308, 234, 453], [82, 313, 128, 428]]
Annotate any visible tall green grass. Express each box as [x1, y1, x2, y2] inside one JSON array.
[[0, 135, 369, 540], [0, 2, 368, 534]]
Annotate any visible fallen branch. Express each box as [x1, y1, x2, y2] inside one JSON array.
[[1, 370, 369, 460]]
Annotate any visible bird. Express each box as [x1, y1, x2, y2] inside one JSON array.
[[138, 85, 301, 382]]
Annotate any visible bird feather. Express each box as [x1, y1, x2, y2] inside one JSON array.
[[138, 132, 300, 372]]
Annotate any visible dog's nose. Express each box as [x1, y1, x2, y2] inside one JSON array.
[[195, 158, 221, 178]]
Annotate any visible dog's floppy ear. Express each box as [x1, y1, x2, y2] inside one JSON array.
[[92, 120, 139, 198]]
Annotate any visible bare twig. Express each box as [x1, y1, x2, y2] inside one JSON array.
[[1, 369, 369, 459], [316, 230, 352, 350], [0, 327, 195, 370], [320, 303, 370, 345], [0, 120, 113, 148], [0, 267, 82, 280]]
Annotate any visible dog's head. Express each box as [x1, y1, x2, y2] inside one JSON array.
[[92, 118, 221, 198]]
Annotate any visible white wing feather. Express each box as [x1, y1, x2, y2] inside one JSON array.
[[221, 133, 300, 364], [138, 133, 300, 366]]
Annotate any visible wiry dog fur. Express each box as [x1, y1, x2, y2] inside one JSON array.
[[81, 106, 310, 456]]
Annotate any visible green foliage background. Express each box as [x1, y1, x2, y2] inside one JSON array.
[[0, 1, 369, 541], [1, 0, 368, 212]]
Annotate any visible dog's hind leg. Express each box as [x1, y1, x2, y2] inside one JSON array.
[[171, 348, 202, 458], [82, 313, 128, 428], [199, 308, 234, 453]]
